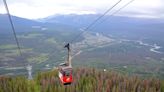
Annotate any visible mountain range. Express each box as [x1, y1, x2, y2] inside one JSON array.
[[41, 14, 164, 40], [1, 14, 164, 39]]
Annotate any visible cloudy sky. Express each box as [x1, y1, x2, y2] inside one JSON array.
[[0, 0, 164, 19]]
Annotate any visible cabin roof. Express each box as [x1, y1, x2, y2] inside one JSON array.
[[59, 66, 72, 70]]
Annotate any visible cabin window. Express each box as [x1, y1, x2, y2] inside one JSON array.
[[63, 70, 71, 76]]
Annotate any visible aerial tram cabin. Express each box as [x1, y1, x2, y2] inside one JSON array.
[[58, 64, 73, 85], [58, 43, 73, 85]]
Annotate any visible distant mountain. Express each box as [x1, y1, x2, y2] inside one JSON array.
[[40, 14, 164, 41], [0, 14, 78, 34], [40, 14, 164, 30], [0, 14, 43, 33], [39, 14, 99, 27], [1, 13, 164, 42], [0, 14, 41, 26]]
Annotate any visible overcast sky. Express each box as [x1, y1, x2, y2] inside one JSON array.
[[0, 0, 164, 19]]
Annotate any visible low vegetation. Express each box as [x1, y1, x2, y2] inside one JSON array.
[[27, 53, 49, 63], [0, 68, 163, 92]]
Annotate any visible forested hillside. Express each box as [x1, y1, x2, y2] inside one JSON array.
[[0, 68, 163, 92]]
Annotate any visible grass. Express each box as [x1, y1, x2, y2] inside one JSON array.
[[27, 53, 49, 63], [18, 33, 43, 39], [0, 48, 33, 57], [45, 38, 57, 45], [0, 68, 163, 92], [0, 45, 17, 50]]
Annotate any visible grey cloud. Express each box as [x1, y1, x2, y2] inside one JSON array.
[[0, 0, 164, 19]]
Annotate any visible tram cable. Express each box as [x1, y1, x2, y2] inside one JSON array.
[[69, 0, 122, 44], [3, 0, 22, 56]]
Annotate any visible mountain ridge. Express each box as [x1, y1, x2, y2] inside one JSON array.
[[39, 14, 164, 38]]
